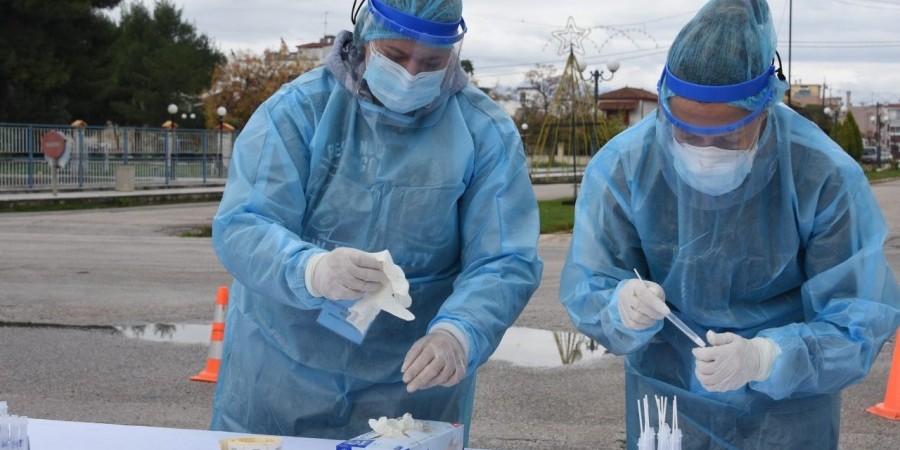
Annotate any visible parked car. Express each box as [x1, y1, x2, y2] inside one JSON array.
[[862, 146, 877, 163]]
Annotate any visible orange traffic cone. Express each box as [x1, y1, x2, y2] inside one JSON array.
[[190, 286, 229, 383], [868, 327, 900, 420]]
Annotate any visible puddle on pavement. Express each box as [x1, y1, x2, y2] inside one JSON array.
[[489, 326, 607, 367], [3, 321, 605, 366], [114, 323, 211, 344]]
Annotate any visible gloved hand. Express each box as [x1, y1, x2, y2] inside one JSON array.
[[693, 330, 780, 392], [305, 247, 385, 300], [617, 278, 670, 330], [402, 329, 467, 393]]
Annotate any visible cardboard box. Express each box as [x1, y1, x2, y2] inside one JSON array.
[[336, 420, 464, 450]]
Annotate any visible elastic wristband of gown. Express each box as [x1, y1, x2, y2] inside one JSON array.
[[304, 252, 327, 298]]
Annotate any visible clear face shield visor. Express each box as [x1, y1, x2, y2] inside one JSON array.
[[356, 0, 466, 113], [658, 65, 774, 151]]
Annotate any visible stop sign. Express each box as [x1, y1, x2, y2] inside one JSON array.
[[41, 131, 67, 159]]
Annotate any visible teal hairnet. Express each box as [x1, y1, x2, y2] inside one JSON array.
[[661, 0, 787, 110], [354, 0, 463, 43]]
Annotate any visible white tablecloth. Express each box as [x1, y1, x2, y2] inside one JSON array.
[[29, 419, 343, 450], [28, 419, 484, 449]]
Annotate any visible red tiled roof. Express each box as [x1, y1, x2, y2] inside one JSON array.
[[598, 100, 638, 110], [597, 87, 658, 101]]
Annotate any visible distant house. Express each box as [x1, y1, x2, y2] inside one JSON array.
[[296, 35, 336, 67], [597, 87, 658, 126]]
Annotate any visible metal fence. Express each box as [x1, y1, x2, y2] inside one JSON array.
[[0, 123, 235, 191]]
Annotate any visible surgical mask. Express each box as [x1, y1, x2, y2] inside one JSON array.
[[363, 50, 446, 114], [670, 138, 758, 196]]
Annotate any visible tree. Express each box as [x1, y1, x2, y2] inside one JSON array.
[[201, 41, 314, 130], [0, 0, 121, 123], [108, 1, 224, 127], [836, 110, 864, 161], [520, 64, 559, 118]]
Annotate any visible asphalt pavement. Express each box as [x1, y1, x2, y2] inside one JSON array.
[[0, 183, 898, 449]]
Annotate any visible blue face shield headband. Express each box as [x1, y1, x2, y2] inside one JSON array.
[[366, 0, 467, 46], [657, 65, 775, 136]]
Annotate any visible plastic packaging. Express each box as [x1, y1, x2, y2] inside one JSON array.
[[0, 401, 29, 450]]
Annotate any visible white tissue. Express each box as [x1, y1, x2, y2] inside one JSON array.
[[368, 413, 420, 438], [346, 250, 415, 332]]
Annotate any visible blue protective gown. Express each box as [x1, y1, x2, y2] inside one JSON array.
[[561, 104, 900, 449], [210, 33, 542, 440]]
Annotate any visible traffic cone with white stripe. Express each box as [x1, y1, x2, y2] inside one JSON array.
[[190, 286, 229, 383], [868, 327, 900, 420]]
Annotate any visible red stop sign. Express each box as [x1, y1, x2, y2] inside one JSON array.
[[41, 131, 67, 159]]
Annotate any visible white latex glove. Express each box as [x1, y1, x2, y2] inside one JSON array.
[[305, 247, 384, 300], [401, 329, 467, 393], [617, 278, 670, 330], [693, 330, 780, 392]]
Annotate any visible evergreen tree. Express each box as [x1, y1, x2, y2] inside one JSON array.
[[0, 0, 121, 123], [840, 111, 864, 161], [108, 1, 224, 127]]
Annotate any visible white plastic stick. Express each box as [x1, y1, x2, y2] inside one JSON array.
[[633, 269, 706, 347]]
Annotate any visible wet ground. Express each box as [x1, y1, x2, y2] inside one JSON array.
[[1, 183, 899, 449]]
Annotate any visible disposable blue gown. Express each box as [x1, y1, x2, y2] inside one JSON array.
[[561, 104, 900, 449], [210, 33, 542, 440]]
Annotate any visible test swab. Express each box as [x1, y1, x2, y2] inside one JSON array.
[[633, 269, 706, 347]]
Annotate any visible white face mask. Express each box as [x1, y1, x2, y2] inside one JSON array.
[[363, 51, 447, 114], [670, 138, 758, 196]]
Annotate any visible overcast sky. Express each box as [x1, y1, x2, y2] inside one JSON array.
[[109, 0, 900, 106]]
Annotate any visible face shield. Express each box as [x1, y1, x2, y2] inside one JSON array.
[[658, 65, 774, 151], [356, 0, 466, 114]]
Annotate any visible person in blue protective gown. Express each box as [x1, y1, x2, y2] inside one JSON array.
[[560, 0, 900, 448], [209, 0, 542, 442]]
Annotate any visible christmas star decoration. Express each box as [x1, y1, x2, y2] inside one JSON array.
[[551, 16, 590, 56]]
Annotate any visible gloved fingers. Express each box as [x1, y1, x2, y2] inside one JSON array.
[[402, 339, 442, 392], [404, 354, 443, 393], [630, 295, 669, 320], [706, 330, 738, 346], [344, 249, 383, 270], [634, 284, 670, 317], [644, 283, 666, 300], [693, 332, 756, 392], [334, 268, 383, 295], [413, 360, 456, 392], [402, 330, 467, 392], [344, 263, 387, 285], [696, 362, 743, 392], [622, 304, 658, 329], [401, 339, 428, 375]]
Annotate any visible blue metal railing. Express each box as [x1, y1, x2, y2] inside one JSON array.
[[0, 122, 236, 191]]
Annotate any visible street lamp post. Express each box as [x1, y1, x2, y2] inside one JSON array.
[[216, 106, 227, 176], [571, 60, 619, 200], [871, 104, 889, 168], [589, 60, 620, 140], [166, 104, 178, 182], [824, 104, 847, 138], [520, 122, 530, 180]]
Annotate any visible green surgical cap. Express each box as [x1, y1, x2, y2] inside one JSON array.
[[664, 0, 786, 109], [354, 0, 463, 43]]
